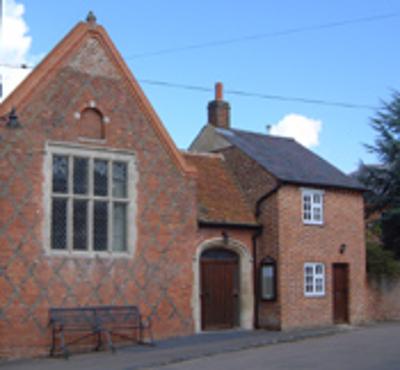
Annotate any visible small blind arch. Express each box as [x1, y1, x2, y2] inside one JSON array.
[[79, 107, 105, 139]]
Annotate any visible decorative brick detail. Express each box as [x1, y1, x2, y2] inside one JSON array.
[[0, 35, 199, 357]]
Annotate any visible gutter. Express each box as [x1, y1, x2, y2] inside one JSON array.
[[252, 181, 281, 329]]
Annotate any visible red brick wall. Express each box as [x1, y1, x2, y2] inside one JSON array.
[[277, 185, 367, 329], [366, 278, 400, 321], [220, 146, 278, 206], [0, 36, 199, 357], [257, 192, 281, 329], [218, 144, 368, 330]]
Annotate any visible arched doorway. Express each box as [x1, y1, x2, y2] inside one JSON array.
[[200, 248, 240, 330]]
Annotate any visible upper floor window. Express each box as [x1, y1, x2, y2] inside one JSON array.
[[46, 144, 137, 256], [302, 189, 324, 225]]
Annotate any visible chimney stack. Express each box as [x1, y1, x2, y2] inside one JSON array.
[[208, 82, 230, 129]]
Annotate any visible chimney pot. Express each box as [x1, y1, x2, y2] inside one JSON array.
[[215, 82, 223, 101]]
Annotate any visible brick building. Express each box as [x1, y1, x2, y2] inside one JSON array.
[[0, 15, 367, 357], [191, 84, 367, 329]]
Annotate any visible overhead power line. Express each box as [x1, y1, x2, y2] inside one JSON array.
[[127, 11, 400, 59], [138, 79, 377, 110], [0, 62, 31, 69], [0, 62, 377, 110]]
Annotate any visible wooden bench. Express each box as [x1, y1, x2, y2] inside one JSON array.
[[49, 305, 153, 358]]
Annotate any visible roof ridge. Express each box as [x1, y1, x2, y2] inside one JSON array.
[[217, 127, 296, 142], [217, 125, 364, 191]]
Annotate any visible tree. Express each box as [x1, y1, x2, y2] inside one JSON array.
[[359, 91, 400, 258]]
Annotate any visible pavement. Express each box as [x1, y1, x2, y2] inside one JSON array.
[[152, 322, 400, 370], [0, 325, 350, 370]]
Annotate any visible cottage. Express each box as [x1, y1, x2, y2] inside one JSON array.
[[0, 14, 367, 357]]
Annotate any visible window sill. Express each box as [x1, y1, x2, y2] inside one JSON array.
[[303, 221, 324, 227], [304, 293, 326, 298], [45, 250, 133, 259]]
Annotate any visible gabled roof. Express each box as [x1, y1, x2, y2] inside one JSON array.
[[0, 17, 195, 176], [183, 152, 258, 227], [215, 127, 364, 191]]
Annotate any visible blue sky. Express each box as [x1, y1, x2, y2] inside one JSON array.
[[4, 0, 400, 172]]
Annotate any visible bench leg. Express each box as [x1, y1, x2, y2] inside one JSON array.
[[103, 330, 115, 353], [59, 330, 69, 359], [50, 328, 56, 357], [95, 331, 102, 351]]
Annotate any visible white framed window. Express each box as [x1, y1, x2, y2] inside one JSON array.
[[302, 189, 324, 225], [304, 263, 325, 297], [44, 143, 137, 256]]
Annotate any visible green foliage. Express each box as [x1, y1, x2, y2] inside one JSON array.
[[359, 91, 400, 259], [366, 241, 400, 279], [359, 91, 400, 213], [381, 208, 400, 259]]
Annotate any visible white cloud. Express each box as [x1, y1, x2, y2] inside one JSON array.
[[269, 113, 322, 148], [0, 0, 34, 101], [0, 0, 32, 65]]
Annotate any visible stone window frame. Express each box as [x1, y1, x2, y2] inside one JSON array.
[[43, 142, 138, 258], [304, 262, 325, 297], [301, 188, 324, 225]]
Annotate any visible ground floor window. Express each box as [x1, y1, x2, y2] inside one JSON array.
[[304, 263, 325, 297]]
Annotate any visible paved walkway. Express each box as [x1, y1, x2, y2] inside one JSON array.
[[0, 325, 351, 370], [154, 323, 400, 370]]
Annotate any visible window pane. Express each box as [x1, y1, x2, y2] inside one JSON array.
[[316, 278, 324, 292], [94, 160, 108, 196], [315, 264, 323, 274], [261, 265, 275, 300], [73, 157, 88, 195], [313, 194, 321, 204], [94, 201, 108, 251], [51, 198, 67, 250], [73, 200, 88, 250], [52, 155, 69, 193], [113, 203, 127, 252], [313, 207, 321, 221], [305, 266, 313, 275], [113, 162, 127, 198]]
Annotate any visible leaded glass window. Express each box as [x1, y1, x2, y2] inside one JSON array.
[[49, 149, 132, 254]]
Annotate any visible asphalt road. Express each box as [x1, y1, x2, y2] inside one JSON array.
[[152, 324, 400, 370]]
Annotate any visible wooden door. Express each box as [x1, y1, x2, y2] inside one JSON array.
[[333, 264, 349, 324], [201, 249, 239, 330]]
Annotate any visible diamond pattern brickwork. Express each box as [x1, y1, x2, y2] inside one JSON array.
[[0, 35, 199, 357]]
